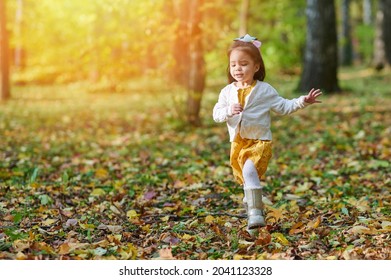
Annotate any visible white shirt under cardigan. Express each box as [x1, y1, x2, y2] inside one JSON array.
[[213, 80, 309, 142]]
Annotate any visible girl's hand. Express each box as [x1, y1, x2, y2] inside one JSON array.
[[304, 88, 322, 104], [231, 103, 243, 115]]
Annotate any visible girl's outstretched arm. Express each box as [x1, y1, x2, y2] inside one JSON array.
[[304, 88, 322, 104]]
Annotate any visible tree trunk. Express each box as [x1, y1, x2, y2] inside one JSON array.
[[363, 0, 372, 25], [0, 0, 10, 101], [382, 0, 391, 65], [298, 0, 340, 93], [372, 0, 387, 70], [239, 0, 250, 36], [341, 0, 353, 66], [14, 0, 24, 69], [172, 0, 190, 87], [187, 0, 205, 126]]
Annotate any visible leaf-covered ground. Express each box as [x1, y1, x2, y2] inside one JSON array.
[[0, 69, 390, 260]]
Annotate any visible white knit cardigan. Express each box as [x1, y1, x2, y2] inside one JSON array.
[[213, 80, 309, 142]]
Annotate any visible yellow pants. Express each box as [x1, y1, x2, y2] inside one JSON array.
[[230, 134, 273, 185]]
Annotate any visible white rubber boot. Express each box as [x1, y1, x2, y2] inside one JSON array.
[[244, 188, 265, 229]]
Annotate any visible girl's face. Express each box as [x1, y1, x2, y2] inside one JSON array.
[[229, 49, 259, 85]]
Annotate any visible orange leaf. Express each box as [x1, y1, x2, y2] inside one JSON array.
[[255, 229, 271, 246], [58, 243, 71, 255], [156, 248, 176, 260], [289, 221, 305, 235], [267, 208, 284, 223], [306, 216, 321, 230]]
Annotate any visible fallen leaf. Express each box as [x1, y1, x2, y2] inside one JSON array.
[[93, 247, 107, 256], [58, 243, 71, 255], [255, 229, 271, 246], [110, 205, 122, 215], [107, 225, 123, 233], [90, 188, 106, 197], [41, 218, 57, 227], [156, 248, 176, 260], [266, 207, 285, 223], [272, 232, 290, 245], [381, 221, 391, 231], [58, 242, 88, 255], [13, 240, 30, 252], [144, 190, 157, 201], [95, 168, 109, 179], [233, 254, 245, 260], [15, 252, 27, 260], [350, 225, 377, 235], [65, 219, 78, 228], [289, 221, 305, 235], [161, 215, 170, 222], [118, 243, 138, 260], [306, 216, 321, 230], [205, 215, 215, 224], [182, 234, 194, 241], [79, 223, 95, 230], [126, 210, 139, 220]]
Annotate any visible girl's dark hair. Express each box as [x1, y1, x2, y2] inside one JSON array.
[[227, 40, 266, 83]]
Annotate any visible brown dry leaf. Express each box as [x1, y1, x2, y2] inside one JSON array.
[[65, 219, 78, 228], [107, 234, 122, 244], [350, 225, 377, 235], [58, 243, 71, 255], [381, 221, 391, 231], [107, 225, 123, 233], [266, 207, 285, 223], [31, 242, 56, 254], [205, 215, 215, 224], [15, 252, 27, 260], [289, 221, 305, 235], [210, 223, 221, 235], [41, 218, 57, 227], [156, 248, 176, 260], [13, 240, 31, 252], [160, 215, 170, 222], [110, 205, 122, 215], [347, 197, 371, 213], [58, 242, 88, 255], [254, 229, 271, 246], [306, 216, 321, 230], [3, 214, 14, 221]]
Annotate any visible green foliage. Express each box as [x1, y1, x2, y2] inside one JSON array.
[[355, 24, 375, 64], [5, 0, 378, 87], [250, 0, 306, 74]]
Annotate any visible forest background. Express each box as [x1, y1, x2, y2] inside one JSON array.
[[0, 0, 390, 260]]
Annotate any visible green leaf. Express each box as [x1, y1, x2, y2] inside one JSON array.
[[93, 247, 107, 256], [38, 194, 53, 206], [341, 207, 349, 216], [13, 212, 24, 224], [62, 171, 69, 185], [30, 167, 40, 183]]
